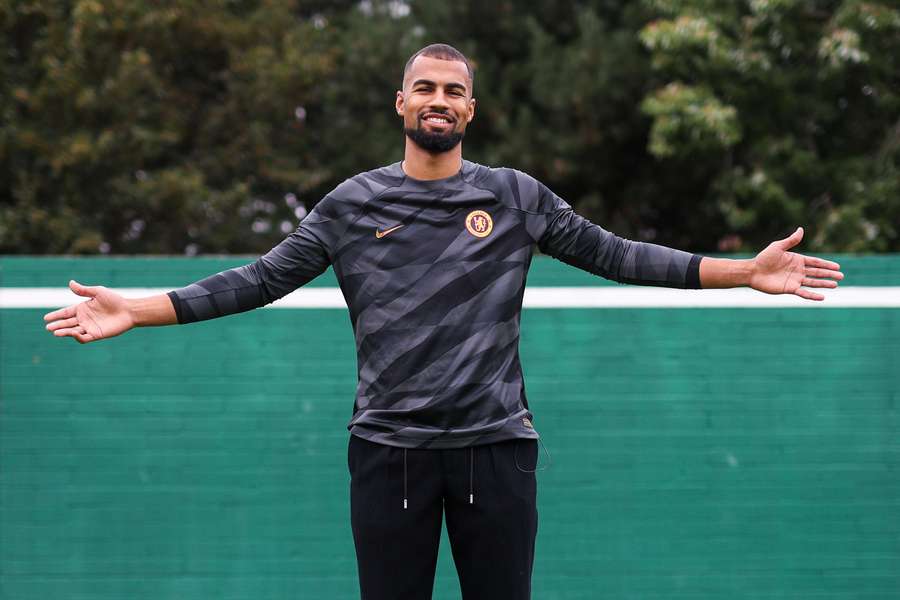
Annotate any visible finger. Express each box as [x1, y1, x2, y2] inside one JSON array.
[[44, 305, 76, 322], [73, 332, 95, 344], [53, 327, 96, 343], [794, 287, 824, 301], [805, 267, 844, 280], [69, 280, 102, 298], [46, 317, 79, 332], [776, 227, 803, 250], [801, 278, 838, 288], [53, 327, 84, 337], [803, 256, 841, 271]]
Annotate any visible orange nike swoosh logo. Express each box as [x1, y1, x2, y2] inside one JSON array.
[[375, 224, 405, 239]]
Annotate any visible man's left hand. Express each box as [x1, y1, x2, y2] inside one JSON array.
[[750, 227, 844, 301]]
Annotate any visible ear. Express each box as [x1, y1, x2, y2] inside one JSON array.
[[395, 90, 404, 116], [466, 97, 476, 123]]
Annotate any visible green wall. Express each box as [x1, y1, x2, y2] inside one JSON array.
[[1, 257, 898, 599]]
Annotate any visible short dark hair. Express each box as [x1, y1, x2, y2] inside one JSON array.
[[403, 43, 474, 87]]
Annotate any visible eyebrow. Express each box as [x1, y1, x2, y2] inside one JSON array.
[[411, 79, 468, 93]]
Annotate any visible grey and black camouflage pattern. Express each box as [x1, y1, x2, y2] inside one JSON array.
[[168, 161, 702, 449]]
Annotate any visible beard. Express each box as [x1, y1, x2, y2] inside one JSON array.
[[404, 119, 465, 154]]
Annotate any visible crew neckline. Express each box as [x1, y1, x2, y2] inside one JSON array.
[[397, 160, 471, 186]]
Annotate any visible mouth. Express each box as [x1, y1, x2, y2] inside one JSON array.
[[420, 112, 455, 128]]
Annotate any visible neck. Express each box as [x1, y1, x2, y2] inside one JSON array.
[[401, 138, 463, 180]]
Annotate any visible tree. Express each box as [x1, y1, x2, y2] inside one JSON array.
[[2, 0, 342, 253], [638, 0, 900, 251], [2, 0, 897, 254]]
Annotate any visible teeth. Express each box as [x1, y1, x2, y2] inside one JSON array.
[[426, 117, 450, 123]]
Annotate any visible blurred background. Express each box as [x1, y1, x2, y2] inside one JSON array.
[[3, 0, 898, 255], [2, 1, 899, 599]]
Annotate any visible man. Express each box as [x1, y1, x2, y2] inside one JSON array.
[[45, 44, 843, 599]]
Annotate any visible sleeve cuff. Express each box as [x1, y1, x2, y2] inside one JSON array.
[[166, 291, 185, 324], [686, 254, 703, 289]]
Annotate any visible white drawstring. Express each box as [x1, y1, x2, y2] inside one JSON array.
[[469, 447, 475, 505]]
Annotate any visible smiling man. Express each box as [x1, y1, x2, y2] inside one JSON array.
[[45, 44, 843, 599], [399, 49, 475, 162]]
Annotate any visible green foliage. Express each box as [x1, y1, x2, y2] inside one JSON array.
[[1, 0, 897, 254], [638, 0, 900, 251], [640, 83, 741, 158], [2, 0, 345, 254]]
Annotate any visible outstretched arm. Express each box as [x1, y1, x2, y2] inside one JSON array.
[[43, 186, 351, 343], [699, 227, 844, 301], [534, 184, 702, 290], [44, 280, 176, 343], [530, 178, 843, 300]]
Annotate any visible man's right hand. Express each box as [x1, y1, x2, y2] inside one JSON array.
[[44, 280, 136, 344]]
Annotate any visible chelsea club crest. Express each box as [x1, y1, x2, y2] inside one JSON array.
[[465, 210, 493, 238]]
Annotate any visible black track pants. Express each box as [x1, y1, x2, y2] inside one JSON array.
[[348, 434, 539, 600]]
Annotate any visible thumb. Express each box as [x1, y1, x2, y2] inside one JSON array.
[[69, 279, 101, 298], [775, 227, 803, 251]]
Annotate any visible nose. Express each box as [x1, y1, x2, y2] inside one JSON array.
[[429, 89, 451, 110]]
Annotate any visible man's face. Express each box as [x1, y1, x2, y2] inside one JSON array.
[[396, 55, 476, 154]]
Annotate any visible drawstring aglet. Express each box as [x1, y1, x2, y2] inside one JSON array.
[[403, 448, 408, 510], [469, 493, 473, 505]]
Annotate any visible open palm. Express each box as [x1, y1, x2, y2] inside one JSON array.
[[750, 227, 843, 301], [43, 280, 134, 343]]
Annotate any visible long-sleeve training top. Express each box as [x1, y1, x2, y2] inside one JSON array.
[[167, 160, 703, 449]]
